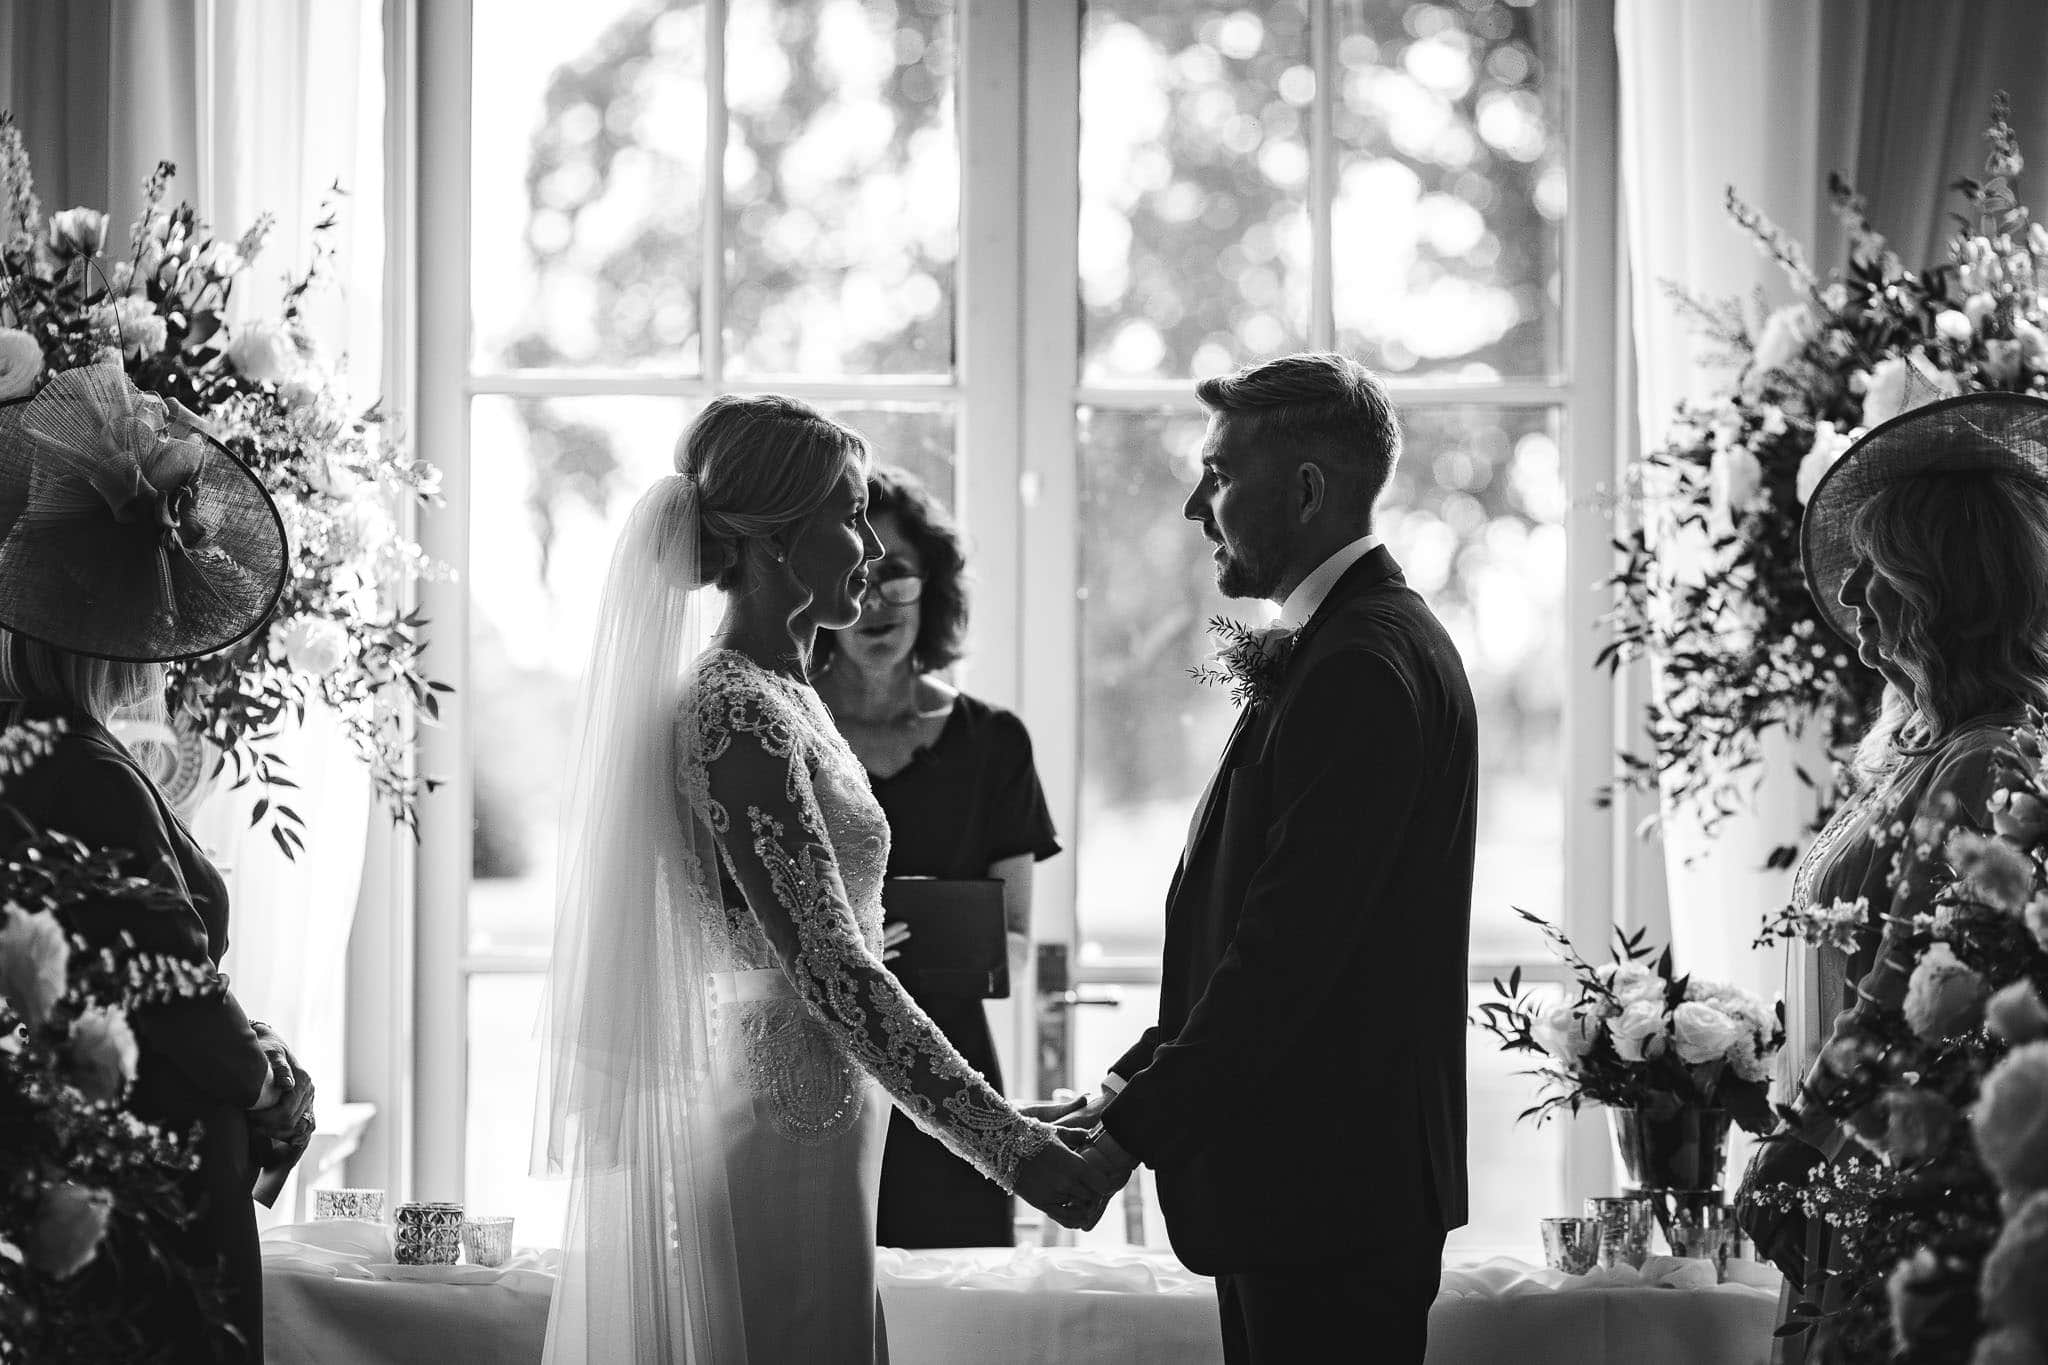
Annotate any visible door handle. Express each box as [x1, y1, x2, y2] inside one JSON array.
[[1040, 990, 1120, 1010]]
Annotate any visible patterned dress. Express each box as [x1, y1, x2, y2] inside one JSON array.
[[1760, 717, 2020, 1364], [675, 651, 1052, 1361]]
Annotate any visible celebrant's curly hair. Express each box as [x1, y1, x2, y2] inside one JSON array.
[[1852, 470, 2048, 769], [1195, 352, 1403, 511], [678, 394, 869, 591], [814, 465, 967, 674]]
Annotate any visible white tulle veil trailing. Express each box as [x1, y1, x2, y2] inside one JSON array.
[[535, 472, 743, 1362]]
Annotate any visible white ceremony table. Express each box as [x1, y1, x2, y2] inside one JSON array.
[[261, 1222, 1781, 1364]]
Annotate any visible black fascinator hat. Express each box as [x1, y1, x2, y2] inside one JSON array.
[[0, 362, 287, 662]]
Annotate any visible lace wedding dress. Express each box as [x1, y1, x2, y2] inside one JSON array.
[[663, 650, 1050, 1361]]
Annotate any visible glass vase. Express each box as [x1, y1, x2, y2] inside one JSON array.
[[1608, 1105, 1731, 1192]]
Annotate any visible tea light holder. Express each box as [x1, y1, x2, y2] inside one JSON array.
[[1585, 1194, 1654, 1270], [460, 1215, 516, 1268], [1664, 1195, 1738, 1279], [1539, 1216, 1599, 1275], [395, 1201, 463, 1265], [313, 1188, 387, 1222]]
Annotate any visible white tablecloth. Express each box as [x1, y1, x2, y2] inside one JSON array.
[[261, 1223, 1781, 1364]]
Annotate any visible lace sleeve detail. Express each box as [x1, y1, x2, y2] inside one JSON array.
[[690, 662, 1053, 1190]]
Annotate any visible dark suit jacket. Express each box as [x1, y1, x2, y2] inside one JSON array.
[[1101, 547, 1476, 1275], [3, 702, 270, 1360]]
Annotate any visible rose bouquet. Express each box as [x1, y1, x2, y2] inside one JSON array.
[[1474, 909, 1787, 1137], [1602, 93, 2045, 859], [1744, 714, 2048, 1363], [0, 719, 239, 1360], [0, 112, 448, 850]]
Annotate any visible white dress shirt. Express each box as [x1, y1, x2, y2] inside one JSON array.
[[1277, 532, 1383, 629]]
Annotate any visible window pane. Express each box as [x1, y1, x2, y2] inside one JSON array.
[[1332, 0, 1565, 381], [1069, 982, 1565, 1255], [1073, 405, 1563, 964], [470, 395, 697, 956], [724, 0, 958, 379], [1079, 1, 1312, 382], [472, 1, 707, 373], [464, 973, 566, 1245], [813, 402, 956, 502]]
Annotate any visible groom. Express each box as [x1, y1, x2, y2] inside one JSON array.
[[1064, 353, 1476, 1364]]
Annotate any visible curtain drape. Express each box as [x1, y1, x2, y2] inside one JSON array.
[[0, 0, 385, 1206], [1617, 0, 2048, 1083]]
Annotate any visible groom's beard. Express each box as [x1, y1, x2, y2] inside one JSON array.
[[1212, 530, 1284, 601]]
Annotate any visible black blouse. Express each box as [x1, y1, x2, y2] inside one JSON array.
[[867, 691, 1060, 879]]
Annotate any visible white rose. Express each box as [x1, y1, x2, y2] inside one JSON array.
[[279, 616, 350, 676], [1609, 999, 1669, 1062], [1860, 356, 1910, 428], [1750, 304, 1818, 377], [1598, 961, 1665, 1005], [1671, 1001, 1742, 1064], [26, 1182, 110, 1279], [0, 904, 70, 1025], [1935, 309, 1976, 344], [65, 1006, 137, 1103], [1708, 444, 1764, 533], [225, 323, 298, 384], [1965, 292, 1999, 329], [0, 328, 42, 401], [45, 207, 108, 258], [1531, 1002, 1598, 1066], [1796, 421, 1857, 506]]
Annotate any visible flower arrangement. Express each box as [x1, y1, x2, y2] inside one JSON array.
[[1601, 93, 2045, 857], [1748, 714, 2048, 1362], [1474, 909, 1787, 1136], [0, 112, 448, 849], [0, 719, 238, 1360], [1189, 616, 1296, 709]]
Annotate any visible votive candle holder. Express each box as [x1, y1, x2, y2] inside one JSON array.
[[313, 1188, 387, 1223], [461, 1216, 516, 1268], [1539, 1216, 1599, 1275], [1585, 1194, 1654, 1270], [395, 1201, 463, 1265]]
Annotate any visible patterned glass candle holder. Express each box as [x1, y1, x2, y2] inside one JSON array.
[[395, 1201, 464, 1265], [1585, 1195, 1654, 1270], [1539, 1216, 1599, 1275], [313, 1188, 387, 1222], [460, 1216, 515, 1268]]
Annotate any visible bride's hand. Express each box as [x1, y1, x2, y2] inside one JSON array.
[[1014, 1140, 1121, 1230]]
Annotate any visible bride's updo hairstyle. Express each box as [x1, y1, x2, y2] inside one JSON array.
[[1852, 469, 2048, 764], [677, 393, 870, 590]]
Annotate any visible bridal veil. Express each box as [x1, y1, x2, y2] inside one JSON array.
[[535, 472, 744, 1362]]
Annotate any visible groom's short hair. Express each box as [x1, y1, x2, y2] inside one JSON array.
[[1195, 353, 1402, 509]]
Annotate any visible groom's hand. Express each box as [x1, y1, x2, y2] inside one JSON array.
[[1054, 1089, 1113, 1129]]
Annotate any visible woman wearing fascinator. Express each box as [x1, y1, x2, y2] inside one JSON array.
[[0, 361, 318, 1360], [1734, 391, 2048, 1363], [537, 394, 1114, 1363]]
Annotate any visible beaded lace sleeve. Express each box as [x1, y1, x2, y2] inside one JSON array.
[[691, 670, 1053, 1191]]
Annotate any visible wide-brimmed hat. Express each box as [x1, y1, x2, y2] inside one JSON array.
[[1802, 389, 2048, 644], [0, 362, 287, 662]]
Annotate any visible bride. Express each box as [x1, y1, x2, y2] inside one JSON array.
[[536, 394, 1114, 1363]]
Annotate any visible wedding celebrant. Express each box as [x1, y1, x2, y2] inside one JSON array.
[[1735, 391, 2048, 1365], [0, 361, 317, 1361], [1059, 352, 1477, 1365], [536, 394, 1114, 1363], [813, 465, 1062, 1250]]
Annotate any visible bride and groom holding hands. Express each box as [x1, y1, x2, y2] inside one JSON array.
[[539, 351, 1477, 1364]]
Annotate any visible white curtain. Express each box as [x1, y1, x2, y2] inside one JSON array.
[[1618, 0, 2048, 1058], [1, 0, 386, 1176]]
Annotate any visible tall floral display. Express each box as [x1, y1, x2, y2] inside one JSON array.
[[0, 719, 240, 1361], [1751, 716, 2048, 1363], [0, 113, 446, 850], [1603, 95, 2045, 860]]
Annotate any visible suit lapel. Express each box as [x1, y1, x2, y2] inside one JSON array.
[[1164, 547, 1407, 913]]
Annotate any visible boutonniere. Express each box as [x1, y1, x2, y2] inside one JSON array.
[[1190, 616, 1295, 708]]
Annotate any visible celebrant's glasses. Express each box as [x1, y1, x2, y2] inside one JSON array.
[[862, 571, 924, 606]]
